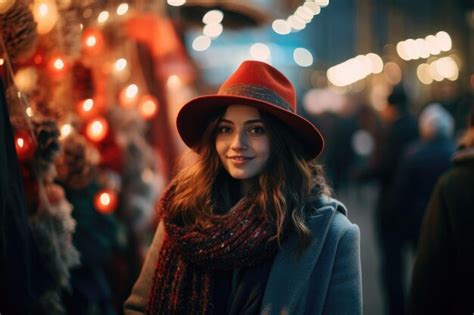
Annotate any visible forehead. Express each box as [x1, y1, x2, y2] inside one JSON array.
[[222, 104, 261, 121]]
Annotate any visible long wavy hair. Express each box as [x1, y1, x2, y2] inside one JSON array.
[[168, 107, 331, 249]]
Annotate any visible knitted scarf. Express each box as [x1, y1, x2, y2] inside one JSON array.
[[146, 187, 278, 315]]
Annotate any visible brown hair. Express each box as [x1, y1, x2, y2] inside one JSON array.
[[168, 107, 331, 249]]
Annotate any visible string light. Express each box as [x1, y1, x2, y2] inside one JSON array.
[[47, 53, 69, 79], [167, 0, 186, 6], [81, 28, 105, 55], [97, 11, 109, 23], [138, 95, 159, 120], [85, 117, 109, 142], [60, 124, 73, 139], [396, 31, 452, 61], [119, 84, 139, 108], [32, 0, 59, 34], [116, 3, 128, 16], [14, 130, 36, 161], [94, 189, 118, 214]]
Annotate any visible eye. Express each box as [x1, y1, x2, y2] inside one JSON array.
[[249, 126, 266, 135], [217, 125, 232, 134]]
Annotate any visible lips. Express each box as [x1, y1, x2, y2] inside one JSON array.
[[228, 155, 254, 165]]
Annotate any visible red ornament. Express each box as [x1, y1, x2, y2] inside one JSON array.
[[93, 188, 118, 214], [138, 95, 159, 120], [14, 130, 36, 161], [46, 52, 69, 79], [85, 117, 109, 143], [81, 28, 105, 55]]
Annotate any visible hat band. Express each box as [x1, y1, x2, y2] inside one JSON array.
[[219, 84, 293, 112]]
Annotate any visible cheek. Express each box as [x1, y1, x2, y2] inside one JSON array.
[[215, 138, 226, 160]]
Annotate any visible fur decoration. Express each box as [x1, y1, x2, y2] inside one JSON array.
[[56, 133, 100, 189]]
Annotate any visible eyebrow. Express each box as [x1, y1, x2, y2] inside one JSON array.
[[219, 118, 263, 125]]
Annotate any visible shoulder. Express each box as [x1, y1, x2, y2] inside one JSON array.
[[308, 195, 359, 242]]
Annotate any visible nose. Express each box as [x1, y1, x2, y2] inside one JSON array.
[[231, 130, 248, 151]]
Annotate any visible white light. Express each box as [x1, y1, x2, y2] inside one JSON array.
[[436, 31, 452, 52], [203, 23, 223, 38], [60, 124, 72, 138], [316, 0, 329, 7], [417, 63, 433, 85], [54, 58, 65, 69], [250, 43, 271, 62], [366, 53, 383, 73], [287, 15, 306, 31], [116, 3, 129, 16], [293, 48, 313, 67], [25, 107, 33, 117], [82, 99, 94, 111], [434, 56, 458, 80], [272, 19, 291, 35], [0, 58, 4, 65], [114, 58, 127, 72], [98, 11, 109, 23], [404, 39, 418, 60], [415, 38, 430, 59], [125, 84, 138, 98], [203, 10, 224, 24], [425, 35, 441, 55], [295, 6, 313, 22], [429, 62, 444, 82], [396, 41, 410, 61], [86, 35, 96, 47], [192, 35, 211, 52], [304, 2, 321, 15], [167, 0, 186, 7]]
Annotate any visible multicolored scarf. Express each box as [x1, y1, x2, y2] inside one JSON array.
[[146, 187, 278, 314]]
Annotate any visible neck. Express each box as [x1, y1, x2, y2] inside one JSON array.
[[241, 179, 253, 196]]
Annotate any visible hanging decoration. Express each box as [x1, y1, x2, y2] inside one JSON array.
[[0, 0, 38, 61]]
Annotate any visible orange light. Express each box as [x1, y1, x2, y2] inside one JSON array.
[[14, 130, 36, 161], [93, 189, 118, 214], [81, 28, 105, 55], [85, 117, 109, 142], [138, 95, 159, 120]]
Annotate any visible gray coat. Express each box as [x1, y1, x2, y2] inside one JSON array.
[[124, 196, 362, 315]]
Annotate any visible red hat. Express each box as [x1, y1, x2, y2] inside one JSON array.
[[176, 60, 324, 159]]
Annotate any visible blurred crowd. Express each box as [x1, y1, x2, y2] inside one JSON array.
[[315, 84, 474, 315]]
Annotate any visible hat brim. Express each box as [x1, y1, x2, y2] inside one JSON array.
[[176, 94, 325, 159]]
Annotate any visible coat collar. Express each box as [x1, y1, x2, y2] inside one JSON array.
[[261, 195, 346, 313]]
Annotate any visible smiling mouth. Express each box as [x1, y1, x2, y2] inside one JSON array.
[[228, 156, 254, 162]]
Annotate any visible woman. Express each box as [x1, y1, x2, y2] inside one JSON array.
[[124, 60, 362, 314]]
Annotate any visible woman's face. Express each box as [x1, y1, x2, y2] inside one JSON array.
[[215, 105, 270, 182]]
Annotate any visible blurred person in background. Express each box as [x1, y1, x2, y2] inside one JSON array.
[[357, 85, 418, 315], [409, 102, 474, 315], [124, 60, 362, 314], [392, 103, 456, 247]]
